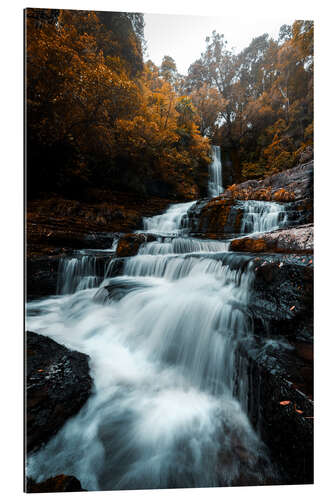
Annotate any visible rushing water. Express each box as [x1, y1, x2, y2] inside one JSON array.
[[208, 145, 223, 198], [239, 200, 288, 235], [26, 194, 290, 490], [141, 201, 196, 236]]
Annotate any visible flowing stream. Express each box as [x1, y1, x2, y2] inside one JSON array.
[[26, 167, 290, 489]]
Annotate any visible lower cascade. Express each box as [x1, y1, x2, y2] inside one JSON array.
[[26, 198, 290, 490]]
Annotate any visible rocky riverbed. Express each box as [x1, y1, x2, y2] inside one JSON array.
[[25, 161, 314, 489]]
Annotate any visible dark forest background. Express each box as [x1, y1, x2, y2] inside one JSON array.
[[26, 9, 313, 201]]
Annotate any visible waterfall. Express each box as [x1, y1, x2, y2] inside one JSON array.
[[208, 145, 223, 198], [56, 254, 99, 294], [26, 198, 278, 491], [238, 200, 288, 235], [141, 201, 196, 236]]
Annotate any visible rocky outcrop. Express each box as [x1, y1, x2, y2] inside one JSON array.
[[26, 475, 85, 493], [237, 347, 313, 485], [116, 233, 157, 257], [236, 252, 314, 484], [230, 224, 313, 254], [225, 161, 313, 202], [249, 256, 313, 342], [188, 198, 242, 236], [187, 162, 313, 237], [27, 193, 174, 258], [26, 332, 92, 453]]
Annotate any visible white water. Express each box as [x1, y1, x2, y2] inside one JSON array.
[[208, 145, 223, 198], [26, 194, 289, 490], [141, 201, 196, 236], [239, 200, 288, 235]]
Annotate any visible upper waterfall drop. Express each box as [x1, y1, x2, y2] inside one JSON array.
[[208, 145, 223, 198]]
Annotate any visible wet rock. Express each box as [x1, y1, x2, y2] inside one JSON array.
[[116, 233, 157, 257], [230, 224, 313, 254], [26, 474, 85, 492], [26, 332, 93, 453], [237, 346, 313, 485], [249, 257, 313, 343], [187, 198, 240, 236]]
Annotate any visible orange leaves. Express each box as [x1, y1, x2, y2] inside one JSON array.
[[279, 400, 307, 416]]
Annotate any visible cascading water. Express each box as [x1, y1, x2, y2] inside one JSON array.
[[56, 254, 99, 294], [141, 201, 196, 236], [26, 191, 289, 490], [208, 145, 223, 198], [238, 199, 288, 235]]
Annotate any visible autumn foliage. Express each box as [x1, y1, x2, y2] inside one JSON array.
[[26, 9, 313, 198], [184, 21, 313, 182], [26, 9, 210, 200]]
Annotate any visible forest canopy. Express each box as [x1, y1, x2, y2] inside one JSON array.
[[184, 21, 313, 180], [26, 9, 313, 199]]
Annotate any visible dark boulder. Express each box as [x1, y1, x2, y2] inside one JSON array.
[[249, 257, 313, 342], [236, 345, 313, 485], [26, 332, 93, 453]]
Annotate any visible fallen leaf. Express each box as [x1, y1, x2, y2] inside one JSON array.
[[294, 403, 303, 414]]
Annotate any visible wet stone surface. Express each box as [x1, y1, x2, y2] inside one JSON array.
[[26, 331, 93, 453]]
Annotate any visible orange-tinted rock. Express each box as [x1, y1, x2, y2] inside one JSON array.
[[230, 237, 268, 253], [230, 224, 313, 254], [116, 233, 157, 257], [225, 161, 313, 202]]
